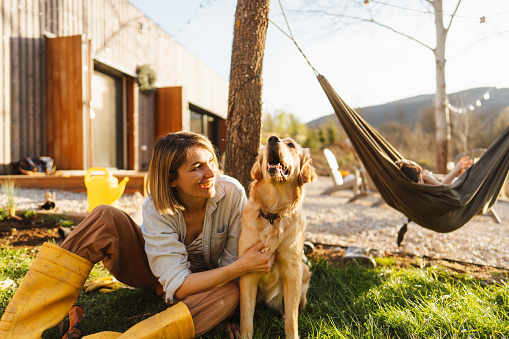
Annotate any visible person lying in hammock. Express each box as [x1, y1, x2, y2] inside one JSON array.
[[396, 157, 473, 185]]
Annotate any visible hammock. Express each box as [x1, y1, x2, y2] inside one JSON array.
[[317, 74, 509, 236]]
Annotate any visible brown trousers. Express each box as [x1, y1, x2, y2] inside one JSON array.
[[61, 205, 239, 335]]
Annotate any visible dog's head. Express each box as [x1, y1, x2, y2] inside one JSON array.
[[251, 136, 317, 186]]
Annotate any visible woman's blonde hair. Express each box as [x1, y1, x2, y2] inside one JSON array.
[[147, 131, 218, 215]]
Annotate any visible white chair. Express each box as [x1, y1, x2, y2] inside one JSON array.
[[321, 149, 385, 206], [321, 148, 362, 196]]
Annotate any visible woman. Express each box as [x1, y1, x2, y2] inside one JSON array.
[[396, 157, 473, 185], [0, 131, 274, 339]]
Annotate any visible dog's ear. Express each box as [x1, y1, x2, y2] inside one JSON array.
[[298, 148, 317, 185], [251, 146, 265, 181]]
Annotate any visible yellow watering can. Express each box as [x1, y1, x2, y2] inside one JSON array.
[[84, 167, 129, 213]]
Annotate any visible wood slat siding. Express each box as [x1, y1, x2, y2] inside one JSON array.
[[34, 1, 44, 160], [1, 0, 228, 174], [1, 1, 11, 173], [10, 0, 21, 167], [1, 0, 47, 174]]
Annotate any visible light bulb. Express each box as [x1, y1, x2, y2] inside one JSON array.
[[469, 105, 475, 111], [483, 93, 490, 100], [476, 100, 482, 107]]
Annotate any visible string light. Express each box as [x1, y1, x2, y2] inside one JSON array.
[[172, 0, 211, 37], [448, 85, 503, 115], [366, 0, 503, 21]]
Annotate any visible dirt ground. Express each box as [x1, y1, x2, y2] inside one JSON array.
[[0, 212, 85, 248], [310, 244, 509, 285], [1, 211, 508, 285]]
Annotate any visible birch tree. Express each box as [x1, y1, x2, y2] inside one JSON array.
[[431, 0, 455, 173]]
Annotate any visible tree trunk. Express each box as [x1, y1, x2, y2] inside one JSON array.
[[225, 0, 270, 191], [432, 0, 450, 174]]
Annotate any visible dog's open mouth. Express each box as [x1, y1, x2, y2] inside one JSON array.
[[267, 150, 290, 180]]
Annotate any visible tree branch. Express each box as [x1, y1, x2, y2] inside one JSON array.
[[367, 18, 434, 51], [448, 29, 509, 60], [445, 0, 463, 31], [293, 9, 434, 52]]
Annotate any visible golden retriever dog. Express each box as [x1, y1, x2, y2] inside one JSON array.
[[239, 136, 317, 339]]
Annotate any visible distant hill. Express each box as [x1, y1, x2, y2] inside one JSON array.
[[308, 87, 509, 128]]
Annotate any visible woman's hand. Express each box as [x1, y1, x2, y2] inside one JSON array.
[[237, 241, 275, 275], [452, 157, 473, 176]]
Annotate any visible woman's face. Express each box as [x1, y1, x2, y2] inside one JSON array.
[[171, 146, 217, 204]]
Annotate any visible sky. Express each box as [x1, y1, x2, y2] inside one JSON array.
[[128, 0, 509, 123]]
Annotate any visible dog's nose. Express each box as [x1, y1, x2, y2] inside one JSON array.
[[268, 136, 280, 144]]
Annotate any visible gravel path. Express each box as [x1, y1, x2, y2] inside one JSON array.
[[0, 188, 145, 223], [304, 176, 509, 269], [2, 176, 508, 269]]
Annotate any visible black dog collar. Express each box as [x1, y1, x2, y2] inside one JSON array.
[[259, 208, 280, 225]]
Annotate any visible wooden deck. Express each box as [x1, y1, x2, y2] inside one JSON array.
[[0, 171, 148, 196]]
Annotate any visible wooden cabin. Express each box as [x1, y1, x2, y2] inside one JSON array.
[[0, 0, 228, 175]]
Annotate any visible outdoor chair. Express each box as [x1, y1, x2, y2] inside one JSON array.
[[321, 148, 360, 195], [321, 148, 383, 205]]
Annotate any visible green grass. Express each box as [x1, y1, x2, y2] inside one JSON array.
[[1, 247, 508, 338]]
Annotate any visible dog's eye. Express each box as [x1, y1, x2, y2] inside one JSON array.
[[287, 142, 295, 148]]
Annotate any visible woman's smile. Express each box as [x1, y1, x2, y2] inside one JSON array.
[[199, 181, 214, 189]]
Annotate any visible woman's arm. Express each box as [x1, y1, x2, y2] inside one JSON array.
[[421, 157, 473, 186], [441, 157, 473, 185], [141, 198, 192, 304], [174, 241, 273, 300], [421, 170, 442, 185]]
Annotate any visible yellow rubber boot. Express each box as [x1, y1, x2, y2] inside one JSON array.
[[0, 242, 93, 339], [83, 332, 121, 339], [83, 302, 195, 339]]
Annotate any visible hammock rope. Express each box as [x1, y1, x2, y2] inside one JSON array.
[[270, 0, 319, 76]]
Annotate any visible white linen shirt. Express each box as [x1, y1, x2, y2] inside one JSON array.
[[140, 175, 247, 303]]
